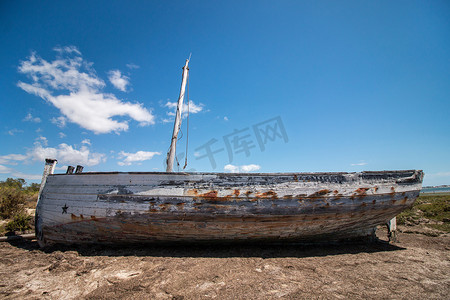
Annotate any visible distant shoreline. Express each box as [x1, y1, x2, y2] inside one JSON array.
[[421, 186, 450, 194], [423, 185, 450, 189]]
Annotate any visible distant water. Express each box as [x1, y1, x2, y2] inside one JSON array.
[[421, 187, 450, 194]]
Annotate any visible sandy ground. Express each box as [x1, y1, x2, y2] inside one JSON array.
[[0, 227, 449, 300]]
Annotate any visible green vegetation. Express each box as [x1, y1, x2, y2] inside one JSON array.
[[0, 178, 39, 234], [5, 213, 33, 232], [398, 194, 450, 233], [0, 184, 26, 219]]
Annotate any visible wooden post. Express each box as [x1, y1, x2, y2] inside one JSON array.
[[387, 217, 397, 242], [166, 59, 190, 172]]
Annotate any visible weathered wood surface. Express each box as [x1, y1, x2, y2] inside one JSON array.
[[35, 170, 423, 245]]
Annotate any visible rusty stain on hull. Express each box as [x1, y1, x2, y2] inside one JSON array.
[[35, 170, 424, 245], [255, 190, 278, 199], [199, 190, 218, 198]]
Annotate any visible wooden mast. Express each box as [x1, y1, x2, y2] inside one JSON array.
[[166, 59, 190, 172]]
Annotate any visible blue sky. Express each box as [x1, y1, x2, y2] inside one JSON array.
[[0, 1, 449, 186]]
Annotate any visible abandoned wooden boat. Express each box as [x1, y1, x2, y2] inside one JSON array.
[[36, 167, 423, 245], [35, 59, 424, 246]]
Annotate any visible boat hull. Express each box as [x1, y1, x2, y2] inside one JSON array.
[[35, 170, 423, 245]]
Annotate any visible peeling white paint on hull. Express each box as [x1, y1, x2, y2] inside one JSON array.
[[35, 170, 423, 245]]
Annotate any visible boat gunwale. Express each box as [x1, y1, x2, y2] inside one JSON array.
[[48, 170, 422, 177]]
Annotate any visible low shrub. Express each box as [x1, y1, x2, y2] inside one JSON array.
[[5, 213, 33, 232]]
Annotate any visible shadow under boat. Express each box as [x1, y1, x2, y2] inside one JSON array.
[[5, 234, 405, 259]]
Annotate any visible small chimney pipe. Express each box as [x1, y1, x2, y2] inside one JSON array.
[[75, 165, 84, 174], [66, 166, 75, 174]]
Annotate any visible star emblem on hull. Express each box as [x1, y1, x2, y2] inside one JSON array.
[[62, 204, 68, 214]]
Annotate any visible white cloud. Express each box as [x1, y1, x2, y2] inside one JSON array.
[[126, 63, 140, 69], [108, 70, 130, 92], [0, 165, 11, 173], [162, 118, 174, 124], [54, 165, 69, 171], [51, 89, 153, 134], [23, 113, 41, 123], [51, 116, 67, 128], [224, 164, 261, 173], [28, 141, 106, 167], [224, 164, 240, 173], [163, 100, 204, 123], [224, 116, 229, 121], [0, 154, 28, 165], [241, 164, 261, 172], [1, 140, 103, 167], [351, 161, 368, 166], [59, 132, 66, 138], [0, 164, 41, 180], [7, 129, 24, 136], [53, 45, 81, 55], [17, 48, 154, 134], [117, 150, 161, 166], [35, 136, 48, 146], [0, 137, 106, 179], [81, 139, 91, 145]]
